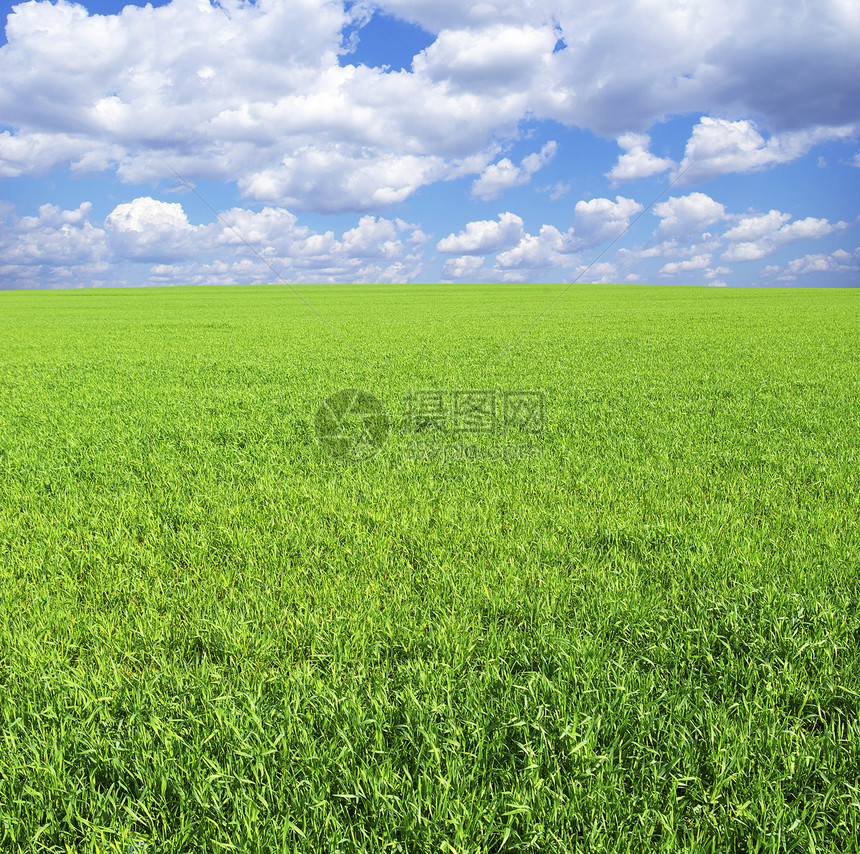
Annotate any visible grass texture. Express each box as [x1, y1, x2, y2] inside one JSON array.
[[0, 283, 858, 853]]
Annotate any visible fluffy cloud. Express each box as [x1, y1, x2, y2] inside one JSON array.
[[764, 247, 860, 280], [722, 210, 791, 243], [437, 212, 524, 254], [785, 247, 860, 276], [0, 0, 509, 211], [412, 22, 555, 92], [495, 225, 566, 270], [471, 141, 557, 200], [676, 118, 856, 184], [441, 255, 486, 280], [105, 197, 202, 262], [542, 0, 860, 134], [567, 262, 621, 285], [438, 196, 644, 277], [568, 196, 643, 249], [1, 196, 429, 287], [653, 193, 726, 239], [0, 202, 106, 267], [659, 255, 712, 275], [607, 133, 674, 183], [721, 210, 848, 261], [1, 0, 858, 211], [0, 201, 111, 289]]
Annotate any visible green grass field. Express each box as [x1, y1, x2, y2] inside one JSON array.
[[1, 283, 858, 853]]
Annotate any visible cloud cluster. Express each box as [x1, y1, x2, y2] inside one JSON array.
[[783, 247, 860, 277], [2, 187, 853, 288], [1, 0, 858, 211], [675, 118, 857, 185], [0, 197, 428, 287], [438, 195, 644, 280], [721, 211, 848, 262], [763, 247, 860, 281]]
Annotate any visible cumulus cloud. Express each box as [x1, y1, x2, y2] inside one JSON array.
[[764, 247, 860, 280], [1, 196, 429, 287], [105, 197, 202, 262], [0, 0, 508, 211], [441, 255, 486, 279], [607, 133, 674, 183], [721, 210, 848, 262], [0, 201, 111, 288], [438, 195, 645, 278], [542, 0, 860, 134], [412, 22, 555, 92], [785, 247, 860, 276], [495, 225, 566, 270], [653, 193, 726, 239], [471, 141, 557, 200], [1, 0, 858, 211], [567, 261, 620, 285], [437, 212, 524, 254], [675, 118, 856, 185], [659, 254, 712, 275], [0, 202, 106, 266], [568, 196, 643, 249]]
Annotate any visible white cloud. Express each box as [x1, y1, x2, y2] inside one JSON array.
[[540, 0, 860, 134], [567, 261, 619, 285], [1, 196, 429, 287], [1, 0, 858, 212], [437, 212, 524, 254], [468, 195, 644, 275], [105, 197, 202, 263], [722, 210, 792, 243], [721, 210, 848, 261], [412, 22, 555, 91], [676, 118, 856, 184], [0, 201, 111, 288], [568, 196, 643, 249], [1, 202, 106, 267], [471, 141, 557, 200], [653, 193, 726, 239], [659, 254, 712, 275], [789, 248, 860, 275], [441, 255, 486, 279], [0, 0, 509, 211], [607, 133, 674, 183], [772, 247, 860, 278], [238, 148, 463, 214], [495, 225, 566, 270]]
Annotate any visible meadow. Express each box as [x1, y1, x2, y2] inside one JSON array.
[[0, 283, 858, 853]]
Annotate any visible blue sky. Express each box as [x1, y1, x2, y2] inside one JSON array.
[[1, 0, 859, 288]]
